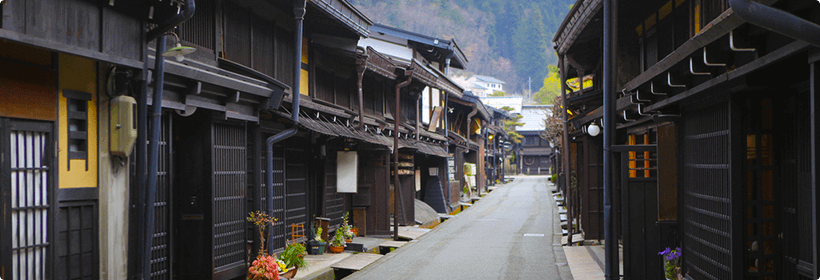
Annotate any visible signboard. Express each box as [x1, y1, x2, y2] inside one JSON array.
[[337, 151, 358, 193]]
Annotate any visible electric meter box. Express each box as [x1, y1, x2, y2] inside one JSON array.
[[110, 95, 138, 157]]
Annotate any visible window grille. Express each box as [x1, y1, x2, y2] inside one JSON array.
[[682, 102, 733, 280], [178, 0, 214, 51], [64, 90, 91, 169], [212, 123, 247, 270], [8, 124, 51, 280]]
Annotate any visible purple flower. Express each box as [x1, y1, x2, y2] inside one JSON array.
[[659, 247, 671, 256], [666, 248, 682, 261]]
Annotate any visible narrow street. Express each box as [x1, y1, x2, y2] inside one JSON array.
[[346, 176, 572, 280]]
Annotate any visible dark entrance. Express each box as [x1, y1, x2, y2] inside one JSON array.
[[175, 112, 248, 280]]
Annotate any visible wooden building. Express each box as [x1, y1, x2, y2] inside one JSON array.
[[516, 105, 554, 175], [555, 0, 820, 279], [360, 24, 471, 214]]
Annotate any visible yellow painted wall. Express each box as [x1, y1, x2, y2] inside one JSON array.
[[58, 54, 98, 189], [300, 38, 310, 96]]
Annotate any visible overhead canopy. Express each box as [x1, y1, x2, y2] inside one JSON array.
[[148, 56, 288, 122], [359, 47, 399, 80]]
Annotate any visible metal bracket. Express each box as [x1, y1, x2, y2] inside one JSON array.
[[637, 104, 652, 116], [689, 57, 711, 76], [651, 82, 667, 96], [623, 110, 636, 121], [668, 73, 686, 88], [635, 89, 651, 102], [730, 30, 756, 52], [703, 47, 726, 67]]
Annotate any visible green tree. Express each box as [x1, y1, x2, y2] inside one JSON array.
[[513, 4, 550, 90], [533, 64, 561, 104], [500, 106, 524, 144], [489, 91, 506, 96]]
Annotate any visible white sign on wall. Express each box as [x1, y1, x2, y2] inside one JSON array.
[[337, 151, 358, 193]]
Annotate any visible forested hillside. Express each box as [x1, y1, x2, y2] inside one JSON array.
[[348, 0, 574, 96]]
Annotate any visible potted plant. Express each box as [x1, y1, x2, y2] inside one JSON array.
[[659, 247, 682, 280], [341, 212, 354, 242], [279, 242, 307, 279], [329, 229, 346, 253], [307, 224, 326, 255], [247, 211, 281, 280]]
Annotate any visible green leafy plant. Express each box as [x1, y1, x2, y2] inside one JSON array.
[[313, 226, 325, 243], [341, 212, 354, 240], [330, 228, 347, 247], [280, 243, 307, 269]]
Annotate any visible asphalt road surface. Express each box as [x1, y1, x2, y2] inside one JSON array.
[[346, 175, 571, 280]]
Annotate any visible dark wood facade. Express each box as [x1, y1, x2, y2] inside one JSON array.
[[555, 0, 820, 279]]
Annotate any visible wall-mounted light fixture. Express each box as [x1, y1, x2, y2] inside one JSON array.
[[162, 32, 196, 62], [587, 122, 601, 137]]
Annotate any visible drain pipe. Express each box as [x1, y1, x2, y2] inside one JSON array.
[[464, 105, 478, 195], [443, 94, 452, 212], [356, 49, 368, 130], [266, 0, 306, 255], [730, 0, 820, 48], [602, 0, 617, 279], [144, 1, 195, 279], [393, 70, 414, 241], [559, 55, 573, 246]]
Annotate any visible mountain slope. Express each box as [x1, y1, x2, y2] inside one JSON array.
[[349, 0, 574, 93]]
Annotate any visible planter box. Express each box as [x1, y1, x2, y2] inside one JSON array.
[[308, 241, 326, 255]]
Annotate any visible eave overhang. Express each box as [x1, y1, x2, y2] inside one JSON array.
[[309, 0, 373, 38]]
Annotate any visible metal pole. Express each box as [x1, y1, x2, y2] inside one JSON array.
[[144, 33, 166, 280], [603, 0, 617, 279], [560, 55, 573, 245], [810, 62, 820, 280]]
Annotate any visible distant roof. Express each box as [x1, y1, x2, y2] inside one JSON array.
[[473, 75, 506, 84], [370, 24, 468, 70], [518, 105, 553, 132]]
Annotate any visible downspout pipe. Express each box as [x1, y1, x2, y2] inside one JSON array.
[[266, 0, 306, 255], [394, 71, 414, 241], [559, 55, 573, 246], [146, 0, 196, 42], [416, 92, 422, 139], [730, 0, 820, 48], [356, 50, 368, 131], [603, 0, 617, 279], [144, 1, 195, 279], [465, 105, 478, 194], [443, 94, 452, 212]]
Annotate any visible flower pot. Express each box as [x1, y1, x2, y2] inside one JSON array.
[[308, 240, 326, 255], [281, 267, 297, 279], [345, 238, 353, 243], [329, 245, 345, 253], [350, 228, 359, 237]]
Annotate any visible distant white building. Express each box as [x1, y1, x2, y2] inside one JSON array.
[[480, 96, 523, 114], [464, 75, 505, 97]]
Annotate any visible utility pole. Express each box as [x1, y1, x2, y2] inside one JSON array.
[[528, 76, 532, 96]]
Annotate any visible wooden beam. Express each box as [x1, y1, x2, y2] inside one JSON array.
[[646, 40, 810, 112], [624, 9, 744, 91], [0, 28, 142, 68], [611, 144, 656, 153]]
